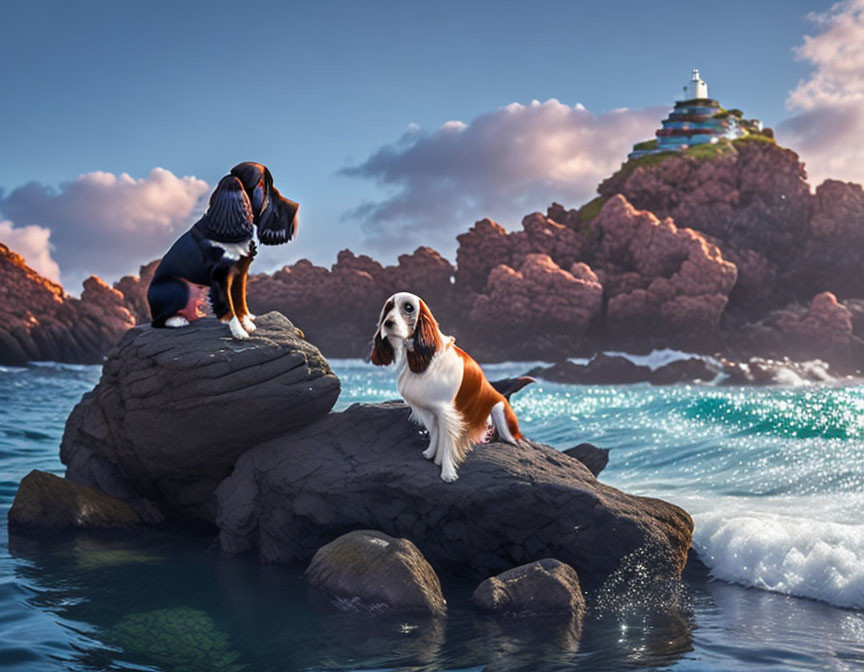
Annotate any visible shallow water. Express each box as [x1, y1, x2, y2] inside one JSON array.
[[1, 359, 863, 671]]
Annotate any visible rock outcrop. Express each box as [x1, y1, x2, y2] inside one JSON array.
[[305, 530, 447, 615], [598, 140, 812, 287], [9, 469, 140, 529], [216, 402, 692, 587], [60, 312, 339, 520], [471, 558, 586, 616], [589, 196, 738, 351], [0, 243, 136, 365]]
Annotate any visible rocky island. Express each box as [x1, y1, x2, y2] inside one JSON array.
[[9, 314, 693, 617]]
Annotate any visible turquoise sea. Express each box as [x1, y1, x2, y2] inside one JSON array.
[[1, 358, 863, 671]]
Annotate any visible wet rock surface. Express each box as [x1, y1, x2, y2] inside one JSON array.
[[304, 530, 446, 615], [9, 469, 140, 529], [471, 558, 586, 616], [216, 402, 692, 588]]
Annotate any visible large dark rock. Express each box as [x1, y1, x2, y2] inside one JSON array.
[[216, 402, 692, 588], [9, 470, 140, 529], [60, 312, 340, 521], [471, 558, 586, 616], [305, 530, 446, 615]]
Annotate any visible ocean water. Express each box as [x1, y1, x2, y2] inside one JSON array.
[[1, 358, 863, 671]]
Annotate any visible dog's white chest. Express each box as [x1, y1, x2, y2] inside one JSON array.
[[397, 344, 463, 408], [210, 240, 250, 261]]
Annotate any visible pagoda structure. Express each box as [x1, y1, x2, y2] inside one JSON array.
[[629, 69, 762, 159]]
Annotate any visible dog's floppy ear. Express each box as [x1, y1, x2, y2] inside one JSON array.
[[370, 331, 395, 366], [257, 167, 299, 246], [201, 175, 254, 243], [370, 298, 395, 366], [407, 299, 442, 373]]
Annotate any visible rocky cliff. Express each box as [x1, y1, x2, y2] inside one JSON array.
[[3, 138, 863, 370], [0, 243, 136, 365]]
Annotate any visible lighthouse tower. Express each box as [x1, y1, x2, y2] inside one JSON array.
[[683, 68, 708, 100], [627, 69, 763, 160]]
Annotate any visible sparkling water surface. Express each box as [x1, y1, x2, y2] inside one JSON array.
[[1, 359, 863, 671]]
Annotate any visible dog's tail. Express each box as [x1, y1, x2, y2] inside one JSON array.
[[147, 278, 190, 328], [491, 399, 523, 444]]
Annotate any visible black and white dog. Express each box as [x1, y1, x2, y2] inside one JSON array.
[[147, 162, 298, 339]]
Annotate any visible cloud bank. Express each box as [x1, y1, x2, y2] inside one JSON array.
[[342, 99, 665, 253], [777, 0, 864, 186], [0, 168, 209, 290]]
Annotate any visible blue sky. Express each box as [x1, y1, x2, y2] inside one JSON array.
[[0, 0, 849, 288]]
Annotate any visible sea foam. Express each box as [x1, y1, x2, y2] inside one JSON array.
[[694, 508, 864, 610]]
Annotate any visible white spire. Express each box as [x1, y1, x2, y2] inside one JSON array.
[[683, 68, 708, 100]]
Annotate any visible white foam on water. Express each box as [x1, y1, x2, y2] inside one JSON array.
[[690, 499, 864, 609], [568, 349, 719, 371], [605, 348, 714, 371]]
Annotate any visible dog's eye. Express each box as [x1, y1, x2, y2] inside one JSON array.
[[403, 304, 415, 314]]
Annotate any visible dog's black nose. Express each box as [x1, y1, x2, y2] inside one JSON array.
[[384, 319, 394, 329]]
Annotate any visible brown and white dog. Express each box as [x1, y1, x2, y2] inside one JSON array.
[[370, 292, 524, 482]]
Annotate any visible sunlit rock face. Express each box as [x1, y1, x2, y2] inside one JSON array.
[[0, 243, 135, 365]]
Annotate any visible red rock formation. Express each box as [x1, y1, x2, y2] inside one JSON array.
[[0, 243, 135, 365], [597, 140, 811, 307], [774, 291, 853, 351], [796, 179, 864, 299], [727, 291, 854, 366], [467, 254, 602, 359], [590, 195, 737, 349]]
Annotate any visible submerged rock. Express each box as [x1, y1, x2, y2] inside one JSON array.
[[305, 530, 446, 615], [216, 402, 692, 588], [60, 312, 339, 520], [9, 469, 140, 529], [472, 558, 586, 616]]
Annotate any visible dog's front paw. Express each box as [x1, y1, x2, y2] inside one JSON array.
[[440, 467, 459, 483], [241, 315, 257, 333], [422, 445, 436, 460], [165, 316, 189, 328], [228, 316, 250, 340]]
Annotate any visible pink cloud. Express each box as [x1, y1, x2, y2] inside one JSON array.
[[777, 0, 864, 186], [0, 168, 209, 290], [342, 99, 666, 253]]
